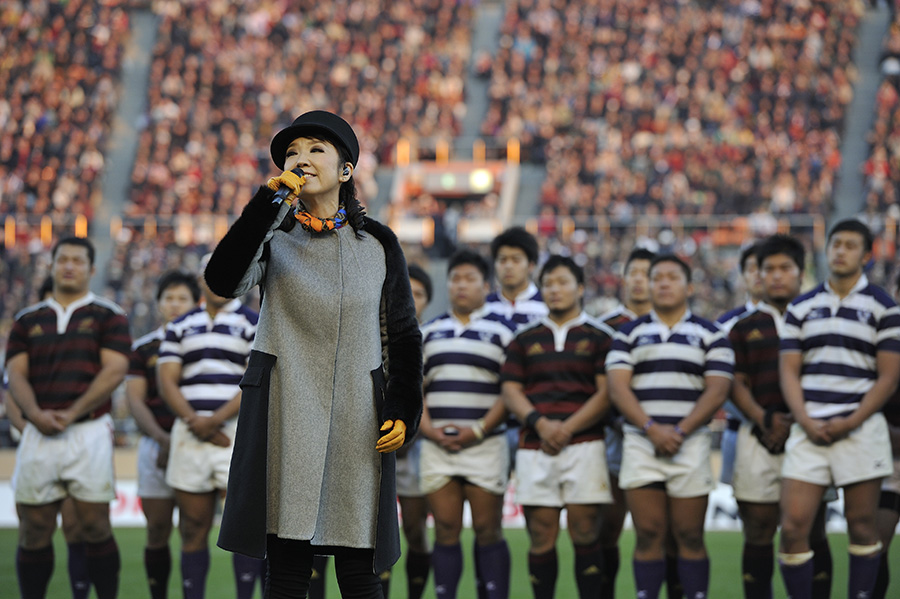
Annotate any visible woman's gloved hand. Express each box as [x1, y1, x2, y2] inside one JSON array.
[[266, 170, 307, 196], [376, 419, 406, 453]]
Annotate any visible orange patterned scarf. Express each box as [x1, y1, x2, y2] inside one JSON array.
[[293, 203, 347, 233]]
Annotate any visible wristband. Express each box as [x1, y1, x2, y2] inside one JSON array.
[[674, 425, 686, 437], [472, 418, 486, 440], [763, 406, 777, 430], [642, 418, 655, 433], [525, 410, 542, 429]]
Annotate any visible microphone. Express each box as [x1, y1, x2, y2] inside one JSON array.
[[272, 167, 307, 204]]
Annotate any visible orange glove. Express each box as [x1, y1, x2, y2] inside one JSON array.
[[266, 170, 307, 196], [376, 419, 407, 453]]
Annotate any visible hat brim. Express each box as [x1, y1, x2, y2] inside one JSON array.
[[270, 123, 356, 171]]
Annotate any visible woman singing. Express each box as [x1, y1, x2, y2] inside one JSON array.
[[204, 110, 423, 599]]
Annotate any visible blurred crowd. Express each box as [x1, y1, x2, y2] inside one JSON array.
[[481, 0, 860, 220], [0, 0, 132, 343]]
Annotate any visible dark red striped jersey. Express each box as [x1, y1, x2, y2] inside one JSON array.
[[501, 313, 614, 449], [129, 328, 174, 432], [6, 293, 132, 418], [728, 303, 786, 412]]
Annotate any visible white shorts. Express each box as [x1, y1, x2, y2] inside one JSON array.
[[619, 427, 714, 498], [165, 417, 237, 493], [732, 423, 785, 503], [420, 434, 509, 496], [782, 413, 892, 488], [13, 414, 116, 504], [880, 457, 900, 495], [137, 435, 175, 499], [396, 439, 425, 498], [515, 440, 613, 507]]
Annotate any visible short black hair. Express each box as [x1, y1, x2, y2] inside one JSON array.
[[157, 270, 201, 303], [448, 249, 490, 281], [38, 276, 53, 300], [756, 234, 805, 271], [539, 255, 584, 286], [828, 218, 873, 252], [625, 247, 656, 273], [650, 254, 691, 283], [407, 264, 433, 302], [52, 236, 95, 265], [739, 242, 761, 273], [490, 227, 539, 264]]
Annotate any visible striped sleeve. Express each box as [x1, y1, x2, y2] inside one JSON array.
[[605, 330, 634, 372], [705, 330, 734, 379], [500, 334, 527, 384], [593, 325, 613, 376], [877, 304, 900, 353], [5, 318, 27, 362], [101, 311, 132, 357], [157, 322, 183, 365], [780, 304, 803, 353]]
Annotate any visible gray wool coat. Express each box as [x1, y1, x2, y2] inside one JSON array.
[[205, 188, 423, 574]]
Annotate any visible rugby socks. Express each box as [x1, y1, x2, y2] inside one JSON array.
[[309, 554, 328, 599], [475, 540, 510, 599], [778, 550, 814, 599], [848, 542, 883, 599], [665, 554, 683, 599], [406, 550, 431, 599], [678, 556, 709, 599], [16, 545, 54, 599], [527, 548, 558, 599], [67, 541, 90, 599], [144, 545, 171, 599], [432, 543, 463, 599], [742, 543, 774, 599], [233, 553, 264, 599], [85, 536, 120, 599], [574, 540, 604, 599], [873, 551, 889, 599], [474, 542, 486, 599], [181, 548, 209, 599], [811, 538, 833, 598], [379, 568, 391, 598], [600, 546, 620, 598], [633, 558, 666, 599]]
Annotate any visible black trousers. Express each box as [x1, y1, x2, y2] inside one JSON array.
[[265, 535, 384, 599]]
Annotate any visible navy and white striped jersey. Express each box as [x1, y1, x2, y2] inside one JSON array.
[[781, 275, 900, 419], [421, 305, 518, 432], [158, 299, 258, 412], [484, 282, 548, 330], [605, 310, 735, 426]]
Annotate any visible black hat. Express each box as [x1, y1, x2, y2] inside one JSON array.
[[270, 110, 360, 170]]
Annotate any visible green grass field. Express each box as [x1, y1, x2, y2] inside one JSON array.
[[2, 527, 897, 598]]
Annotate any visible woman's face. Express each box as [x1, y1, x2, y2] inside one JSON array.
[[283, 136, 352, 201]]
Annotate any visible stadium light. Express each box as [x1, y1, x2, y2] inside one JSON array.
[[75, 214, 88, 238], [4, 216, 14, 249], [41, 215, 52, 247]]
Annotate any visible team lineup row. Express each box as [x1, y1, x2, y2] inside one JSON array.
[[3, 217, 899, 599]]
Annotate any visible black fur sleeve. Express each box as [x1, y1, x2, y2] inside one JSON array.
[[204, 185, 282, 298], [364, 218, 424, 439]]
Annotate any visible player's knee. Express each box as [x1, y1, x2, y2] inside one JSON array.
[[633, 522, 665, 553], [471, 515, 503, 545], [672, 528, 705, 554], [743, 517, 778, 545], [432, 516, 462, 545], [147, 520, 174, 547], [567, 517, 601, 546], [845, 516, 878, 546]]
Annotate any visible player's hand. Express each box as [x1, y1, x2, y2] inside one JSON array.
[[763, 412, 793, 452], [266, 170, 307, 197], [207, 430, 231, 447], [536, 418, 572, 454], [29, 409, 66, 436], [51, 409, 76, 430], [800, 417, 832, 445], [648, 424, 683, 457], [376, 419, 406, 453], [156, 434, 171, 469], [540, 440, 561, 456], [186, 414, 222, 442], [823, 416, 855, 442]]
